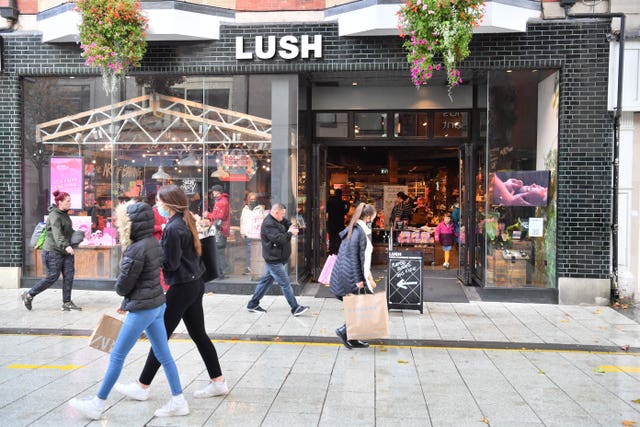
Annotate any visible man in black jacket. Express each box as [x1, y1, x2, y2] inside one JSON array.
[[326, 188, 348, 255], [246, 203, 309, 316]]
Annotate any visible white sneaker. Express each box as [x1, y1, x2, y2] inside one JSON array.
[[154, 398, 190, 417], [69, 396, 103, 420], [114, 381, 150, 401], [194, 380, 229, 398]]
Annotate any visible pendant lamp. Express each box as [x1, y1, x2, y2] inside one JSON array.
[[152, 165, 171, 180]]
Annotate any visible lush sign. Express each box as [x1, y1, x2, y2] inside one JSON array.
[[236, 35, 323, 60]]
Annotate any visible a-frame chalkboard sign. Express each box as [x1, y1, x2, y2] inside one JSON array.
[[387, 250, 423, 313]]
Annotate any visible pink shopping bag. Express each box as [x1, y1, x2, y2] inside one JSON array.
[[318, 254, 337, 285]]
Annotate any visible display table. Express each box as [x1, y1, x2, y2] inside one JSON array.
[[31, 247, 116, 279]]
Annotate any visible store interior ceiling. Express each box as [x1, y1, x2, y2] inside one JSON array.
[[308, 70, 480, 87], [327, 146, 458, 184]]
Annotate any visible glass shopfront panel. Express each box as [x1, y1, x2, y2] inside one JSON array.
[[482, 70, 558, 289], [23, 75, 300, 284]]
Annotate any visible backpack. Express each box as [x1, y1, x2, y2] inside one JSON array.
[[31, 222, 47, 249], [30, 222, 47, 249]]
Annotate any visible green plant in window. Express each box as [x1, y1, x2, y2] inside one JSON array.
[[397, 0, 485, 99], [75, 0, 148, 94]]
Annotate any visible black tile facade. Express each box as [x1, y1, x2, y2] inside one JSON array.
[[0, 19, 612, 281]]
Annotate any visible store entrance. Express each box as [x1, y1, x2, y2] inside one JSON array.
[[317, 145, 470, 302]]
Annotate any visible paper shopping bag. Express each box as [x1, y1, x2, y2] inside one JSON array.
[[344, 291, 390, 340], [317, 254, 337, 285], [89, 314, 123, 353]]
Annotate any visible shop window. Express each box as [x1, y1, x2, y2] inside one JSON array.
[[394, 112, 429, 137], [482, 69, 558, 289], [433, 111, 468, 138], [354, 112, 387, 138], [315, 112, 348, 138], [23, 75, 301, 284]]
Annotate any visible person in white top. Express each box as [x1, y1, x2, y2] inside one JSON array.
[[239, 192, 265, 275]]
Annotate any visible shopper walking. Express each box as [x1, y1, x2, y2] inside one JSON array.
[[22, 190, 81, 311], [330, 202, 377, 349], [115, 185, 228, 402], [435, 213, 457, 269], [246, 202, 310, 316], [68, 201, 188, 420]]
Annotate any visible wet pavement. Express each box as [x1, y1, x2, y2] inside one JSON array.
[[0, 288, 638, 426]]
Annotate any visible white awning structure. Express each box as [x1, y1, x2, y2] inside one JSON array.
[[36, 93, 272, 146]]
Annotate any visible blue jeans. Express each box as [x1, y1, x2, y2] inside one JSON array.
[[29, 250, 75, 302], [247, 262, 299, 312], [97, 304, 182, 400]]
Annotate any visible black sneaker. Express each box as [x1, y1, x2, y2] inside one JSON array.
[[292, 305, 309, 317], [243, 268, 251, 275], [247, 306, 266, 313], [21, 291, 32, 311], [62, 301, 82, 311]]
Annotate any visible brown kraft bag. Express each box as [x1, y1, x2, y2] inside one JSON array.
[[89, 314, 123, 353], [344, 291, 390, 340]]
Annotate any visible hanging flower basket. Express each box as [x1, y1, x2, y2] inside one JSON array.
[[397, 0, 484, 99], [75, 0, 148, 94]]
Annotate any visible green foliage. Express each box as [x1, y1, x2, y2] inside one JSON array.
[[397, 0, 484, 98], [75, 0, 148, 76]]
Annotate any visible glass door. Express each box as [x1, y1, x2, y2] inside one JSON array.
[[457, 143, 475, 285], [312, 144, 328, 279]]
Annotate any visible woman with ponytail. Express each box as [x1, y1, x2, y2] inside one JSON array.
[[329, 202, 378, 349], [115, 185, 228, 409]]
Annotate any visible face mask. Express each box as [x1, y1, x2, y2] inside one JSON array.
[[158, 205, 170, 218], [249, 201, 258, 209]]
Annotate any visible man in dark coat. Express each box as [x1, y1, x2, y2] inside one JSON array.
[[246, 203, 310, 316]]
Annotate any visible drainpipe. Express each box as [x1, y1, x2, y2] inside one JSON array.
[[561, 0, 625, 300]]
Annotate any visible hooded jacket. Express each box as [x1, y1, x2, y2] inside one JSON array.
[[114, 202, 165, 312], [42, 205, 73, 254], [329, 225, 368, 298], [207, 192, 230, 237]]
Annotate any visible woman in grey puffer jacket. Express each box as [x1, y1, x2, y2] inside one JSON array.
[[330, 203, 377, 350], [69, 202, 189, 420]]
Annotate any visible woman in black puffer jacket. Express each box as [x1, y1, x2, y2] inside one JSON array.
[[330, 202, 377, 350], [69, 201, 188, 420], [115, 185, 228, 404]]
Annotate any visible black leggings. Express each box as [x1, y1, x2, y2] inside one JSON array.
[[139, 278, 222, 385]]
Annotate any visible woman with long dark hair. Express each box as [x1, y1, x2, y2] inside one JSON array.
[[330, 202, 377, 349], [115, 185, 228, 404]]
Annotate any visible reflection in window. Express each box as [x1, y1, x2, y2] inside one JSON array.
[[354, 112, 387, 137], [315, 112, 348, 138], [433, 112, 468, 138], [394, 112, 429, 137]]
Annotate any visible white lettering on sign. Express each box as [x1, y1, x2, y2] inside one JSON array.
[[236, 35, 323, 60]]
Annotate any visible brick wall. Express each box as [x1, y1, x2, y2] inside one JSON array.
[[0, 20, 612, 280]]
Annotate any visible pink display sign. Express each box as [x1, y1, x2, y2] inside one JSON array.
[[50, 157, 83, 209]]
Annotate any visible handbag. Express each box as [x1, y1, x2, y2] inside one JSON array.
[[344, 291, 390, 340], [212, 220, 226, 249], [317, 254, 337, 285], [70, 230, 86, 248], [200, 235, 221, 281], [89, 314, 124, 353]]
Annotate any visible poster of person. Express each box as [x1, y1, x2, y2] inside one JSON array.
[[492, 171, 549, 207], [50, 157, 83, 209]]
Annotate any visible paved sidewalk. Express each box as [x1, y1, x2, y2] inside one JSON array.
[[1, 288, 639, 351], [1, 288, 639, 426]]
